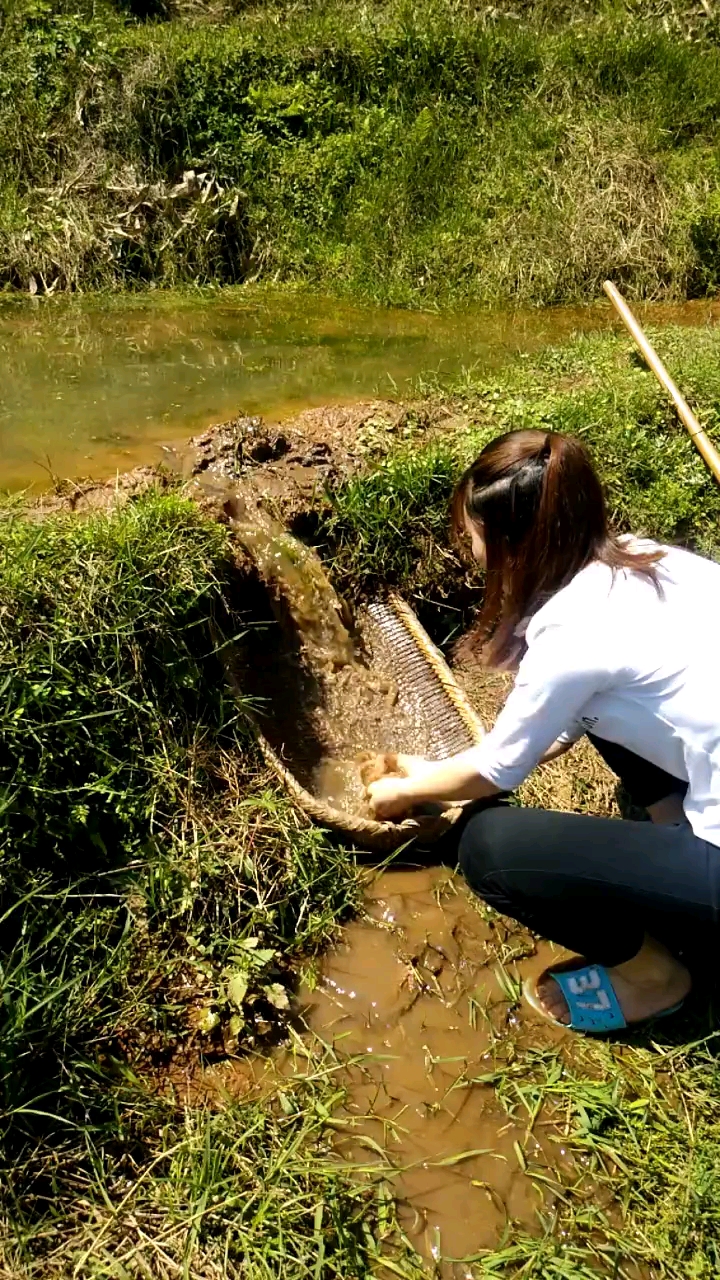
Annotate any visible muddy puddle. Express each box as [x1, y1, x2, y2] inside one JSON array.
[[299, 866, 573, 1272]]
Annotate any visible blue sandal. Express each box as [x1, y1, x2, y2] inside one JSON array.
[[523, 961, 685, 1034]]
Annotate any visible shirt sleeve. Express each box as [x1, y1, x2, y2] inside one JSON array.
[[465, 625, 616, 790], [556, 723, 585, 747]]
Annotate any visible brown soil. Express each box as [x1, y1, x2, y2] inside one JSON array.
[[231, 572, 431, 816], [26, 396, 449, 521], [27, 464, 169, 517]]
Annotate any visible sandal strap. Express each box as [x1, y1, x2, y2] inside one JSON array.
[[550, 963, 627, 1032]]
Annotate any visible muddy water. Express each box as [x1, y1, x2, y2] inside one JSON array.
[[221, 495, 480, 818], [226, 501, 356, 669], [301, 867, 571, 1272], [220, 495, 430, 811], [5, 288, 720, 491]]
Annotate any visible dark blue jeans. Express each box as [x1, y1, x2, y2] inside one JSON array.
[[456, 737, 720, 967]]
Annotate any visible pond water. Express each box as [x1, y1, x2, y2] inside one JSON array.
[[4, 287, 720, 492]]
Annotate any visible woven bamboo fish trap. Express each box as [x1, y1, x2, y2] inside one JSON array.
[[251, 591, 484, 853], [228, 515, 484, 854]]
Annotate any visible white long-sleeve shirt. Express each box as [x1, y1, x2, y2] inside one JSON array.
[[467, 543, 720, 848]]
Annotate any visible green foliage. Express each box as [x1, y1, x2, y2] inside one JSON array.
[[325, 440, 469, 592], [0, 495, 223, 1123], [474, 1030, 720, 1279], [0, 490, 361, 1140], [0, 493, 231, 878], [5, 1, 720, 299], [6, 1057, 420, 1278]]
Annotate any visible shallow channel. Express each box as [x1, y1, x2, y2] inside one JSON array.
[[299, 867, 575, 1272], [4, 287, 720, 492]]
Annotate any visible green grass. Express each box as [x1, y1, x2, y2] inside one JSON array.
[[6, 1054, 425, 1278], [459, 1024, 720, 1278], [5, 0, 720, 302], [0, 488, 423, 1277]]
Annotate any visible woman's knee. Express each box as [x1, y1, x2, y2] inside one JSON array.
[[458, 805, 518, 890]]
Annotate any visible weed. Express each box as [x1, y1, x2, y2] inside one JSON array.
[[467, 1027, 720, 1278]]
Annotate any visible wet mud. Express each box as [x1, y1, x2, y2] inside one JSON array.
[[300, 866, 572, 1273]]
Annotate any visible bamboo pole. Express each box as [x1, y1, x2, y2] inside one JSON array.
[[602, 279, 720, 486]]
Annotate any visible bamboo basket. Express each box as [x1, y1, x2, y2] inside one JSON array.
[[252, 592, 485, 853]]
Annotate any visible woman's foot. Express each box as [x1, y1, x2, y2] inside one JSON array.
[[536, 934, 691, 1026]]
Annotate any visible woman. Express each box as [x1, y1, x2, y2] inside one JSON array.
[[366, 429, 720, 1033]]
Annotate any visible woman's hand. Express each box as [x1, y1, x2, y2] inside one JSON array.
[[394, 754, 437, 780], [364, 749, 500, 819], [361, 754, 437, 820], [366, 773, 414, 820]]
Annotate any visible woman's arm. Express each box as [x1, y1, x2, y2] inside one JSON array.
[[539, 737, 574, 764], [366, 749, 500, 819], [367, 618, 610, 821], [366, 735, 575, 820]]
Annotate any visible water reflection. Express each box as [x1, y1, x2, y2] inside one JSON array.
[[2, 288, 720, 491]]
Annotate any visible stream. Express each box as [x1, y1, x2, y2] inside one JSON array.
[[4, 287, 720, 492]]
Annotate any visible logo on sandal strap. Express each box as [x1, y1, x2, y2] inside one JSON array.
[[566, 967, 612, 1011]]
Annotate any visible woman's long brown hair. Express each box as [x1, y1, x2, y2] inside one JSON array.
[[451, 429, 664, 668]]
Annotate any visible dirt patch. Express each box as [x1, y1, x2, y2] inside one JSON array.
[[24, 396, 451, 523], [186, 398, 461, 525], [27, 465, 170, 517]]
